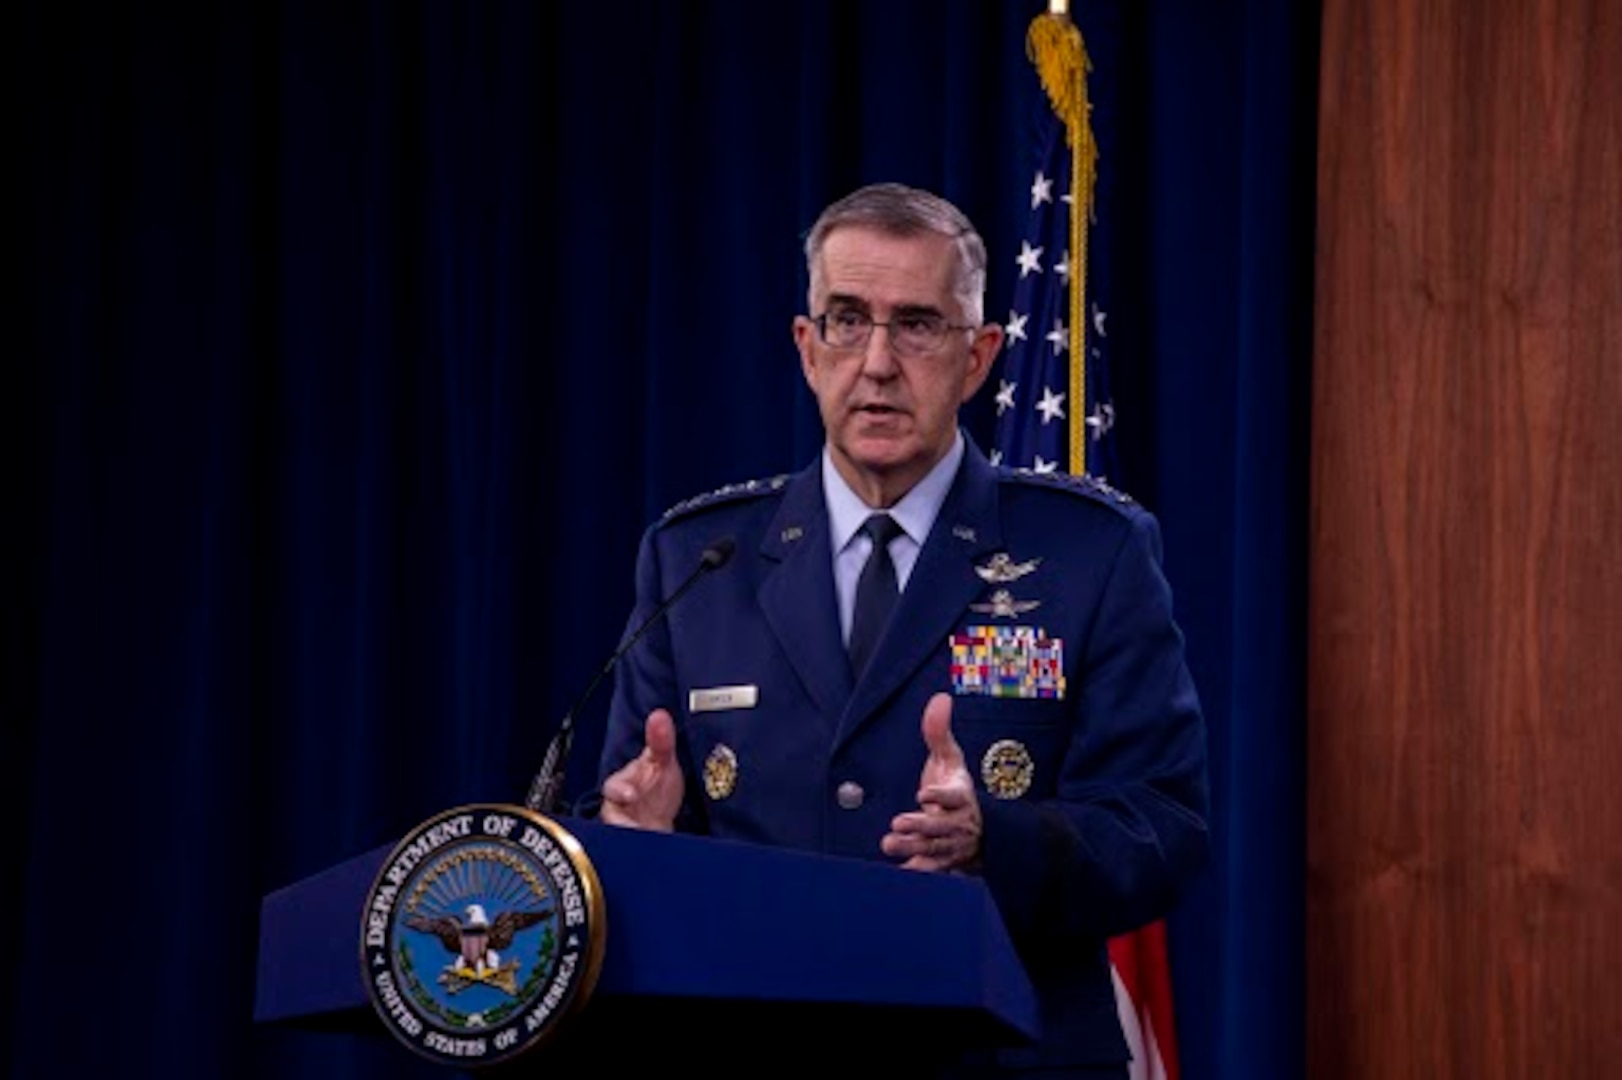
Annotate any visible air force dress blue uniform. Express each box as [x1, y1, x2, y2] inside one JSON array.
[[596, 437, 1210, 1075]]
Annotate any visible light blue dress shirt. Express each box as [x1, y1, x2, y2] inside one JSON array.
[[822, 430, 966, 646]]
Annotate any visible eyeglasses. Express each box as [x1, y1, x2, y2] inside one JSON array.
[[813, 308, 976, 358]]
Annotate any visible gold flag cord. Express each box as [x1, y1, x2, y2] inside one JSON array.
[[1026, 8, 1097, 476]]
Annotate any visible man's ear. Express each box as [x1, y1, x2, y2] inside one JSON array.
[[961, 322, 1004, 402], [792, 315, 819, 388]]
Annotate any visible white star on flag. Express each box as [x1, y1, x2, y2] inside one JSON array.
[[1055, 250, 1071, 283], [1045, 318, 1068, 355], [1016, 241, 1044, 278], [1086, 401, 1116, 440], [1030, 171, 1054, 209], [1032, 456, 1059, 474], [995, 380, 1018, 416], [1036, 386, 1067, 424], [1005, 311, 1028, 344]]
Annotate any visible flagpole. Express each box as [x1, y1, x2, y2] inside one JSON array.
[[1025, 0, 1096, 475], [1005, 16, 1184, 1079]]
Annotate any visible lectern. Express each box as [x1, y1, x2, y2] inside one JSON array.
[[255, 814, 1039, 1073]]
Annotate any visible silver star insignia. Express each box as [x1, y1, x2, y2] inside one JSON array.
[[975, 553, 1042, 584], [970, 588, 1041, 619]]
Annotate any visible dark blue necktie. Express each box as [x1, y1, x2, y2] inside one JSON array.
[[848, 513, 903, 678]]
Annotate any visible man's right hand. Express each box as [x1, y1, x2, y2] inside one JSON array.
[[599, 708, 683, 832]]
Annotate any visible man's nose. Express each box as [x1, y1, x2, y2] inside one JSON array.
[[860, 323, 902, 375]]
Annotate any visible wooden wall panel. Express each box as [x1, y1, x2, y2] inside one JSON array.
[[1308, 0, 1621, 1076]]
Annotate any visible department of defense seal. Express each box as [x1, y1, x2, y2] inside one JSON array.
[[360, 804, 607, 1068]]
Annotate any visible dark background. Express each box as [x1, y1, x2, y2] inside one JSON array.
[[3, 2, 1317, 1077]]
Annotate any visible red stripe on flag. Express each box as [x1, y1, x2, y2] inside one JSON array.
[[1110, 920, 1180, 1080]]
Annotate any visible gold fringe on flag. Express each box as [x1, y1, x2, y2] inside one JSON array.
[[1026, 5, 1097, 476]]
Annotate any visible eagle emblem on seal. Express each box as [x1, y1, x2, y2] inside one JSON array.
[[406, 902, 548, 996]]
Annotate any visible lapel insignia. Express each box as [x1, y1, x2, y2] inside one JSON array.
[[970, 588, 1040, 619], [780, 525, 804, 543], [949, 625, 1066, 699], [951, 524, 978, 543], [981, 739, 1035, 799], [975, 552, 1042, 584], [703, 744, 739, 800]]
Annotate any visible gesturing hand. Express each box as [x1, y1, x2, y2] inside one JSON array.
[[881, 693, 983, 872], [599, 708, 683, 832]]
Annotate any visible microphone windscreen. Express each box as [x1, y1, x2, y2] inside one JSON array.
[[701, 537, 736, 569]]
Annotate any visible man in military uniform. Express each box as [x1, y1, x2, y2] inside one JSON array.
[[593, 183, 1209, 1078]]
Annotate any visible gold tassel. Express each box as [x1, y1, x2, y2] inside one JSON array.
[[1026, 12, 1090, 145], [1026, 10, 1099, 475]]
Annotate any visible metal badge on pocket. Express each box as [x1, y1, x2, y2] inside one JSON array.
[[703, 744, 739, 800], [981, 739, 1035, 799]]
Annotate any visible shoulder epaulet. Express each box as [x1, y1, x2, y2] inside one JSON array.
[[999, 466, 1139, 510], [661, 473, 792, 522]]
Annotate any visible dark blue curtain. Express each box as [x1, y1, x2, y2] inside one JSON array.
[[4, 2, 1315, 1077]]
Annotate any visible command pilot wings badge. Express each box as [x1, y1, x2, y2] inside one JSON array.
[[970, 588, 1041, 618], [975, 552, 1042, 584]]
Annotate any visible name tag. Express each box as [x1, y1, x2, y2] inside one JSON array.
[[689, 684, 760, 714]]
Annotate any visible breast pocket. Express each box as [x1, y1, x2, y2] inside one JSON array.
[[948, 697, 1072, 802]]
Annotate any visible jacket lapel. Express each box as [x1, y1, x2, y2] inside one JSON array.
[[758, 467, 853, 719], [833, 444, 1003, 751]]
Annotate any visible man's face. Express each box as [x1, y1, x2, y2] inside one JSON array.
[[792, 226, 1001, 507]]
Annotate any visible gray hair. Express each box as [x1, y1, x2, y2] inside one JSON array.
[[803, 182, 988, 325]]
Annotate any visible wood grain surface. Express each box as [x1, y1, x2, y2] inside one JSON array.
[[1308, 0, 1621, 1076]]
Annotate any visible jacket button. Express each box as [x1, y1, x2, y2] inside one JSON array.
[[835, 781, 865, 810]]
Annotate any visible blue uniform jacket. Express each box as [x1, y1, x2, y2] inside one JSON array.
[[595, 439, 1210, 1073]]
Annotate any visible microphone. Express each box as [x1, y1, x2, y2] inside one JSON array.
[[524, 537, 736, 814]]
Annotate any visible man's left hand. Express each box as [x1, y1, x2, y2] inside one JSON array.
[[881, 692, 983, 872]]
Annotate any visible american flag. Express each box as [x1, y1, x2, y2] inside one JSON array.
[[991, 16, 1116, 481], [993, 9, 1177, 1080]]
